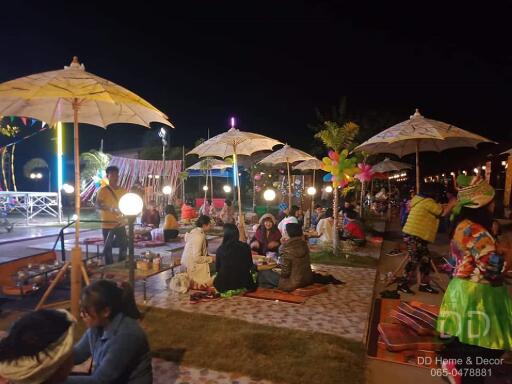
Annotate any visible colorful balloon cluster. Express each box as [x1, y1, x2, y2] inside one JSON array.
[[354, 163, 374, 182], [322, 149, 359, 188], [93, 169, 108, 189]]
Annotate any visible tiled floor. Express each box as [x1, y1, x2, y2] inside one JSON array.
[[136, 263, 376, 341], [153, 358, 273, 384]]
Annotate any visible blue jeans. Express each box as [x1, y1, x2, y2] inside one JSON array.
[[102, 227, 127, 265]]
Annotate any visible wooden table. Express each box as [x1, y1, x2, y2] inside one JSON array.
[[98, 262, 179, 302]]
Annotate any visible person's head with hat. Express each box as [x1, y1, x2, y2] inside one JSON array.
[[451, 174, 496, 234]]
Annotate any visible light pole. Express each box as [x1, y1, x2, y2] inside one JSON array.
[[162, 185, 172, 205], [62, 183, 75, 223], [119, 193, 144, 288], [306, 186, 317, 228], [159, 127, 168, 209]]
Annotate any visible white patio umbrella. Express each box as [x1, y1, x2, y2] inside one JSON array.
[[187, 159, 231, 203], [372, 158, 412, 218], [294, 158, 323, 226], [0, 57, 173, 316], [188, 127, 282, 238], [354, 109, 494, 193], [259, 145, 315, 208]]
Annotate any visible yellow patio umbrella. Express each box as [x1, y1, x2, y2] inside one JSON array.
[[0, 57, 173, 316], [259, 145, 315, 208]]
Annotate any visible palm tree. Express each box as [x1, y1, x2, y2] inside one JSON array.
[[80, 150, 111, 185], [314, 121, 360, 255]]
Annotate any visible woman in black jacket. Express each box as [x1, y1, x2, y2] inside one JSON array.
[[213, 224, 257, 293]]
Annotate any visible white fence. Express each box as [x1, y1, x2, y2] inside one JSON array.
[[0, 192, 62, 225]]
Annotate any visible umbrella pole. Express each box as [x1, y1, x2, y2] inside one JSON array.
[[387, 176, 391, 221], [71, 98, 83, 319], [234, 149, 246, 241], [311, 169, 316, 228], [416, 140, 420, 193], [210, 169, 214, 202], [287, 160, 292, 209]]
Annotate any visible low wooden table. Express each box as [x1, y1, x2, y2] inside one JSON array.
[[98, 262, 179, 302]]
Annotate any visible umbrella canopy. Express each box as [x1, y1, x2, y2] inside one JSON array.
[[188, 128, 282, 158], [0, 57, 171, 128], [293, 158, 324, 171], [188, 127, 282, 238], [371, 158, 412, 174], [354, 109, 494, 192], [186, 159, 231, 170], [0, 57, 173, 317], [259, 145, 315, 208]]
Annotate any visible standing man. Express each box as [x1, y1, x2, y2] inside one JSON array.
[[95, 166, 128, 265]]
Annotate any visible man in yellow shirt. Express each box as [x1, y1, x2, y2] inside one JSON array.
[[399, 186, 456, 294], [95, 166, 128, 265]]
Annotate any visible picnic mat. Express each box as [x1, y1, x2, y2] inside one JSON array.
[[367, 298, 444, 368], [292, 283, 329, 297], [243, 288, 307, 304]]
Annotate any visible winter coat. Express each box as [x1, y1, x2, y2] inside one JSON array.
[[278, 237, 313, 292], [181, 227, 212, 287], [213, 241, 257, 293]]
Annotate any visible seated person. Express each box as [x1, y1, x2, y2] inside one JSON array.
[[199, 199, 211, 216], [141, 200, 160, 228], [219, 199, 235, 224], [181, 200, 198, 222], [277, 205, 300, 239], [311, 204, 325, 227], [213, 224, 257, 293], [67, 280, 152, 383], [340, 209, 366, 246], [163, 205, 179, 241], [258, 223, 313, 292], [250, 213, 282, 255], [181, 215, 213, 289], [0, 309, 75, 384], [316, 208, 334, 243]]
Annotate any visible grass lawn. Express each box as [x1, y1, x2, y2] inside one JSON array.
[[310, 249, 378, 269], [75, 307, 366, 384], [144, 307, 366, 384]]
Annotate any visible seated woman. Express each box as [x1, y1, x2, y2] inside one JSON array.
[[66, 280, 152, 383], [181, 215, 213, 289], [250, 213, 282, 255], [0, 309, 75, 384], [141, 200, 160, 228], [259, 223, 313, 292], [213, 224, 257, 293], [316, 208, 334, 243], [219, 199, 235, 224], [181, 200, 198, 222], [340, 209, 366, 246], [163, 205, 179, 241]]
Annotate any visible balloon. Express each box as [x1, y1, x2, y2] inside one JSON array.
[[254, 174, 262, 181]]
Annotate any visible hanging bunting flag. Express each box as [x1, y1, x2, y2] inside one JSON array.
[[9, 116, 15, 123], [41, 121, 47, 127], [31, 119, 37, 126], [20, 117, 27, 126]]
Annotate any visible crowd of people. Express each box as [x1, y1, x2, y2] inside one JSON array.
[[3, 164, 508, 383]]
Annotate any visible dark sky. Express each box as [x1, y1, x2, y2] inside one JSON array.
[[1, 1, 511, 188]]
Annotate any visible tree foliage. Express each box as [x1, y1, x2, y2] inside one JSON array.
[[80, 150, 111, 181], [314, 121, 360, 153]]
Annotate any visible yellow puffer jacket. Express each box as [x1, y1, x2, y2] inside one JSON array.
[[402, 196, 442, 243]]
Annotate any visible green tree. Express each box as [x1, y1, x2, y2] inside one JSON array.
[[80, 150, 111, 183], [314, 120, 360, 256]]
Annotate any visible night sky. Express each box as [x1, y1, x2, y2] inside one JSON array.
[[1, 1, 511, 188]]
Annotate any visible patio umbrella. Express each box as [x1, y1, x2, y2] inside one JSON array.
[[188, 127, 282, 238], [0, 57, 173, 316], [294, 158, 323, 225], [259, 145, 315, 208], [187, 159, 231, 203], [371, 158, 412, 218], [354, 109, 493, 192]]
